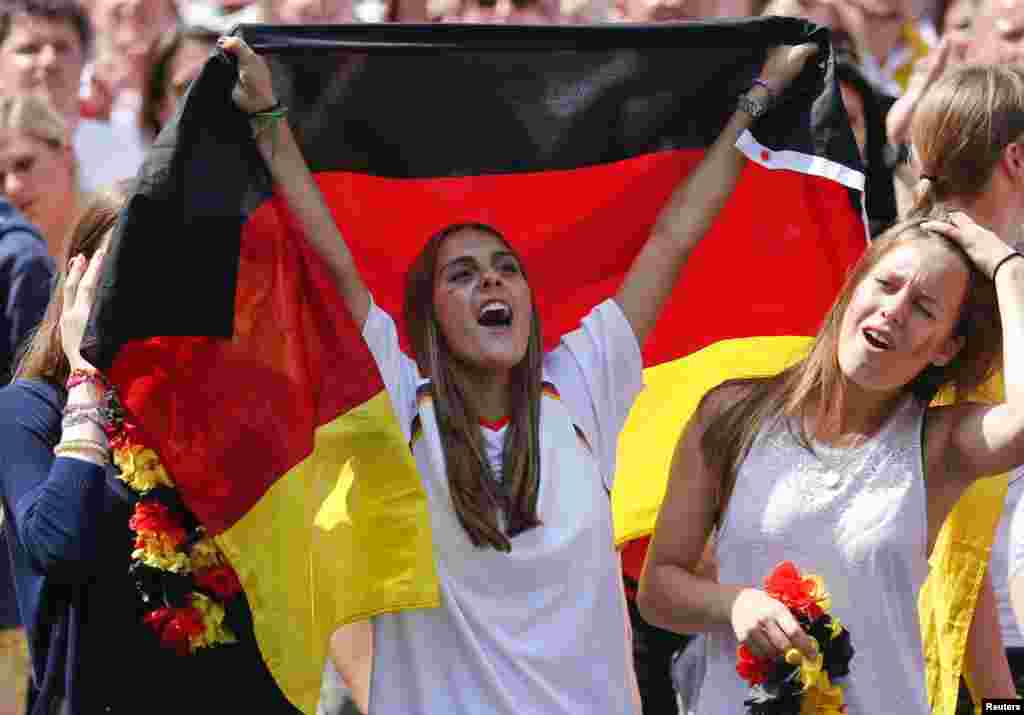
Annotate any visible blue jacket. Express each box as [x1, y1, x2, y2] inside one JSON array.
[[0, 199, 51, 629], [0, 198, 53, 383]]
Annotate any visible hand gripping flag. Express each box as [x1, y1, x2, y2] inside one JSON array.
[[84, 18, 867, 713]]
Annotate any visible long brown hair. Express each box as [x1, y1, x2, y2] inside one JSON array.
[[910, 65, 1024, 217], [15, 188, 126, 386], [701, 219, 1001, 522], [404, 223, 544, 552]]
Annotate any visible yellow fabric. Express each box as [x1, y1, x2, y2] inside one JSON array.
[[920, 374, 1009, 715], [892, 21, 935, 93], [215, 390, 439, 715], [611, 335, 814, 543]]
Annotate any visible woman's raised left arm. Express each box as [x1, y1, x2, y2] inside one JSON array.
[[614, 43, 817, 346]]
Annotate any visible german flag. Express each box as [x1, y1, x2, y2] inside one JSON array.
[[85, 18, 865, 713]]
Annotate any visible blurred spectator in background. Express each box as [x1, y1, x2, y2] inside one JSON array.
[[432, 0, 564, 23], [835, 48, 899, 235], [933, 0, 972, 61], [0, 0, 144, 192], [966, 0, 1024, 64], [832, 0, 935, 97], [80, 0, 178, 125], [0, 93, 83, 258], [761, 0, 842, 29], [139, 25, 217, 143]]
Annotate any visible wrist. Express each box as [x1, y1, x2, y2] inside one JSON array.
[[992, 251, 1024, 283]]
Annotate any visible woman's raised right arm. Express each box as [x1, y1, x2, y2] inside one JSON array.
[[219, 36, 371, 328]]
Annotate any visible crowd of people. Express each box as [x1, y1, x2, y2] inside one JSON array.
[[0, 0, 1023, 713]]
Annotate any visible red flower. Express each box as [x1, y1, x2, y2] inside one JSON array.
[[144, 606, 205, 655], [194, 565, 243, 600], [764, 561, 819, 614], [736, 643, 771, 685], [129, 502, 187, 547]]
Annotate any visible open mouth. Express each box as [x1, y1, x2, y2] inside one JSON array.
[[863, 328, 892, 350], [478, 300, 513, 328]]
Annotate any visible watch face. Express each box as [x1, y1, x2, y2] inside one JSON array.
[[738, 94, 768, 119]]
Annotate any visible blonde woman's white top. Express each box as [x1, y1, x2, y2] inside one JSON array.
[[698, 396, 930, 715]]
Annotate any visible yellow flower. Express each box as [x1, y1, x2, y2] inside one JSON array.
[[805, 573, 832, 614], [133, 543, 190, 572], [189, 593, 237, 649], [114, 445, 175, 492], [828, 616, 844, 639], [798, 667, 847, 715], [190, 536, 224, 571]]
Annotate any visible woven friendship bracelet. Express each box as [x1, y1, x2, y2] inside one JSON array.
[[54, 445, 111, 463], [54, 437, 110, 459], [61, 409, 109, 431]]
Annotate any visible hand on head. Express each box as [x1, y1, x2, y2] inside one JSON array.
[[922, 212, 1018, 280], [217, 36, 278, 115], [61, 248, 107, 374], [759, 43, 820, 97], [732, 587, 819, 662]]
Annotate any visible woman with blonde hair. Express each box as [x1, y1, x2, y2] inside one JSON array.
[[640, 62, 1024, 714], [905, 64, 1024, 704], [0, 94, 84, 259]]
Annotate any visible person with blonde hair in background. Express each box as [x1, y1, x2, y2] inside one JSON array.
[[0, 93, 83, 259]]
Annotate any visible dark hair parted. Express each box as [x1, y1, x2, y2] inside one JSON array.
[[404, 223, 544, 552], [911, 65, 1024, 215], [0, 0, 92, 56], [700, 218, 1001, 523], [140, 26, 218, 143], [16, 186, 126, 386]]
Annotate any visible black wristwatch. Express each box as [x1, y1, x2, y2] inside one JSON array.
[[737, 91, 771, 119]]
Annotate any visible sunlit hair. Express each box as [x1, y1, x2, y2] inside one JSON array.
[[910, 65, 1024, 216], [404, 223, 543, 552], [0, 93, 76, 180], [701, 218, 1001, 522], [15, 186, 127, 386]]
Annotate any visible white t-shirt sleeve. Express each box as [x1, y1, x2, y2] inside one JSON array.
[[1009, 473, 1024, 583], [361, 296, 420, 441], [546, 298, 644, 492]]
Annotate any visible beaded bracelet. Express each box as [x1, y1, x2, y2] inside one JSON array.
[[62, 408, 108, 431], [66, 369, 109, 392], [751, 78, 777, 99], [54, 437, 110, 460], [250, 102, 288, 137], [54, 445, 111, 464]]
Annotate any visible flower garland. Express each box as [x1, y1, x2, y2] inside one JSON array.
[[736, 561, 855, 715], [101, 381, 244, 655]]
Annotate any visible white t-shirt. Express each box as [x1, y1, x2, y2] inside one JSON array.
[[73, 117, 145, 193], [362, 297, 643, 715], [1001, 472, 1024, 647]]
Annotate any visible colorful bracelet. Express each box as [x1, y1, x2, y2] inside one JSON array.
[[54, 437, 110, 460], [62, 408, 108, 431], [250, 103, 289, 138], [54, 445, 111, 464], [750, 78, 777, 100], [66, 369, 109, 392]]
